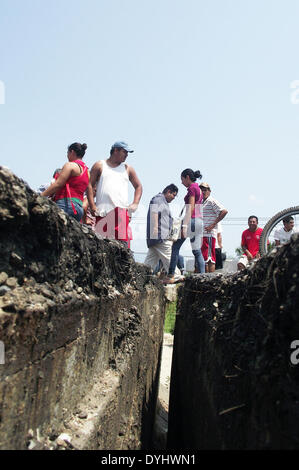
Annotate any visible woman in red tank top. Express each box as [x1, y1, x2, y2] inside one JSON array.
[[41, 142, 94, 222]]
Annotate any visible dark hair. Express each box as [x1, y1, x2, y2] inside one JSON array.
[[283, 216, 294, 224], [248, 215, 258, 223], [163, 184, 178, 195], [52, 168, 62, 178], [68, 142, 87, 158], [181, 168, 202, 182]]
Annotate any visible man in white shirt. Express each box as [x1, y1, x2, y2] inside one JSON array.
[[274, 216, 298, 246], [89, 141, 142, 245], [199, 182, 228, 273]]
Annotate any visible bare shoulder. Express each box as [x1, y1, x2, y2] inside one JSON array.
[[127, 164, 142, 189], [91, 160, 104, 172], [63, 161, 73, 169], [90, 160, 104, 185], [60, 161, 74, 175], [126, 164, 137, 176]]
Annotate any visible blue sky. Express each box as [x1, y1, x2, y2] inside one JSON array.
[[1, 0, 299, 258]]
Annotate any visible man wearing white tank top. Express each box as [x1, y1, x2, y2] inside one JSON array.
[[89, 142, 142, 245]]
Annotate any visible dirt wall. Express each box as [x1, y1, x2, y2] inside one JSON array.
[[168, 236, 299, 449], [0, 167, 165, 450]]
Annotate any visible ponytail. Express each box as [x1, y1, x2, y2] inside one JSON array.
[[68, 142, 88, 158], [181, 168, 202, 182]]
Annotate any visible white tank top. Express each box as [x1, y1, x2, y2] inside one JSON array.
[[95, 160, 129, 216]]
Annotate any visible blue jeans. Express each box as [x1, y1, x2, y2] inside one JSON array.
[[154, 255, 184, 274], [177, 255, 184, 271], [56, 199, 83, 222], [168, 218, 205, 275]]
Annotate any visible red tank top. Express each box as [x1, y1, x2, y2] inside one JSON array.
[[54, 160, 89, 203]]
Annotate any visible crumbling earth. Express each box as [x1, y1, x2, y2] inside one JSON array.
[[168, 235, 299, 449], [0, 167, 165, 450]]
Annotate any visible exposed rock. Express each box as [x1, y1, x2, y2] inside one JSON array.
[[0, 272, 8, 285], [0, 285, 10, 296], [6, 277, 18, 288], [0, 167, 166, 450], [168, 235, 299, 449], [164, 284, 178, 302]]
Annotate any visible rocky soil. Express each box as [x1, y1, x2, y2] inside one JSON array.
[[0, 167, 165, 450], [168, 235, 299, 449]]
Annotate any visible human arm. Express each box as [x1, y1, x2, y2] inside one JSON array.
[[273, 229, 280, 247], [41, 162, 75, 198], [151, 212, 159, 238], [148, 195, 160, 239], [205, 209, 228, 233], [128, 166, 143, 213], [88, 161, 103, 214], [82, 197, 89, 224], [181, 195, 195, 238], [241, 245, 254, 260], [86, 179, 97, 215]]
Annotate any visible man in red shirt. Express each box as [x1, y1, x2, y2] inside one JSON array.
[[237, 215, 263, 270]]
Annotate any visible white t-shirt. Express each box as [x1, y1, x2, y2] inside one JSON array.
[[202, 196, 226, 238], [273, 226, 299, 245]]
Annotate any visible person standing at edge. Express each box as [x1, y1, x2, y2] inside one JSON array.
[[144, 184, 181, 277], [41, 143, 93, 223], [200, 182, 228, 273], [89, 141, 142, 246], [164, 168, 205, 284]]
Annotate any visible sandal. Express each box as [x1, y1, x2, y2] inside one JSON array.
[[162, 275, 185, 285]]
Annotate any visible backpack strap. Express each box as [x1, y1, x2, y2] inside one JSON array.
[[64, 162, 87, 215], [65, 183, 77, 215]]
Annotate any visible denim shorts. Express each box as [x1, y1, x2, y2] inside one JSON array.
[[56, 199, 83, 222]]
